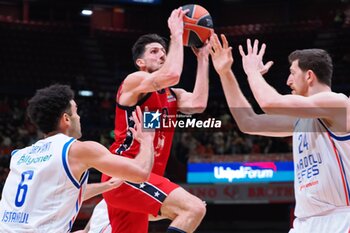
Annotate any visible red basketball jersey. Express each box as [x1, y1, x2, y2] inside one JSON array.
[[110, 85, 177, 176]]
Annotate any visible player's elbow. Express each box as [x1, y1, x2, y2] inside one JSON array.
[[236, 118, 259, 134], [237, 123, 253, 134], [259, 96, 286, 114], [260, 100, 277, 114], [133, 170, 151, 183], [190, 98, 208, 113], [167, 72, 181, 86], [192, 104, 207, 113]]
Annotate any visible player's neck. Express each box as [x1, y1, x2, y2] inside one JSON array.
[[44, 131, 61, 138], [308, 83, 331, 96]]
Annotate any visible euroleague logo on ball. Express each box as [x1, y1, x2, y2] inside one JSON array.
[[182, 4, 213, 48]]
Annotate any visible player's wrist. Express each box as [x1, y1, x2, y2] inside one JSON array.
[[218, 69, 232, 77], [245, 69, 261, 78], [197, 55, 209, 63], [170, 33, 183, 42], [140, 135, 154, 144]]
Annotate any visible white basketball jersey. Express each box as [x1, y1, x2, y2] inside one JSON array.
[[0, 133, 89, 233], [293, 118, 350, 218]]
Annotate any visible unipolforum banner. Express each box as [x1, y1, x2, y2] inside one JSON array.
[[187, 161, 294, 183]]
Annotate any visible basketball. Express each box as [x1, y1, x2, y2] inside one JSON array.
[[182, 4, 213, 48]]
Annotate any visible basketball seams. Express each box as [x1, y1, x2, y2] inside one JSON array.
[[181, 4, 213, 47], [197, 15, 212, 27], [191, 4, 195, 18], [185, 24, 212, 40]]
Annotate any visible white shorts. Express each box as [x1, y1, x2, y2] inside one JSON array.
[[289, 208, 350, 233], [88, 199, 111, 233]]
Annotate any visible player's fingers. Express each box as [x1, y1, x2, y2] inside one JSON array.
[[132, 109, 141, 129], [210, 33, 218, 51], [239, 45, 245, 57], [221, 34, 229, 49], [253, 39, 259, 54], [136, 106, 143, 125], [191, 46, 199, 55], [179, 7, 189, 17], [170, 8, 178, 18], [209, 34, 215, 49], [246, 39, 252, 54], [258, 43, 266, 58], [205, 39, 212, 52], [265, 61, 274, 70], [209, 47, 215, 57], [129, 127, 137, 137], [210, 29, 214, 37]]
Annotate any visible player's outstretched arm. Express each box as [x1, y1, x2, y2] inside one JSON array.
[[239, 38, 349, 127], [122, 8, 189, 99], [173, 41, 211, 114], [70, 106, 155, 183], [83, 177, 123, 201], [211, 33, 294, 136]]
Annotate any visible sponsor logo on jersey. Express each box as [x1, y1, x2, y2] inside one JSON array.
[[166, 89, 176, 102]]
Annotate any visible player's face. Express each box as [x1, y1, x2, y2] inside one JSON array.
[[141, 43, 166, 72], [286, 60, 309, 96], [67, 100, 82, 139]]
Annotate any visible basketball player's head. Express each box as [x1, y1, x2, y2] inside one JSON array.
[[27, 84, 82, 139], [287, 49, 333, 96], [132, 33, 168, 72]]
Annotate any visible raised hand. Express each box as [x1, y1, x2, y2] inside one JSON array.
[[191, 38, 211, 60], [168, 7, 190, 38], [239, 39, 274, 77], [210, 33, 233, 76]]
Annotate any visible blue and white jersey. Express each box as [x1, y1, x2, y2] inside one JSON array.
[[293, 118, 350, 218], [0, 133, 89, 233]]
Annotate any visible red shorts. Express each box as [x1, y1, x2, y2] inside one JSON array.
[[101, 172, 179, 233]]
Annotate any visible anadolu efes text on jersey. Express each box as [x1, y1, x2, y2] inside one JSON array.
[[293, 118, 350, 219]]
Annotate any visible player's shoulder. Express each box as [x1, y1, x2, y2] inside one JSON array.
[[69, 140, 104, 159], [331, 92, 348, 100], [120, 71, 149, 93], [314, 91, 347, 98], [331, 92, 349, 105], [124, 71, 148, 84], [312, 91, 349, 105]]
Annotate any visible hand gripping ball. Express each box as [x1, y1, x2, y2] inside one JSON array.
[[182, 4, 213, 48]]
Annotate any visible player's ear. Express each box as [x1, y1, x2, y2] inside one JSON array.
[[59, 112, 71, 129], [136, 58, 145, 69], [306, 70, 316, 84]]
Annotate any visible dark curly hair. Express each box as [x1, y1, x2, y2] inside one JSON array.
[[132, 33, 168, 69], [27, 84, 74, 134]]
